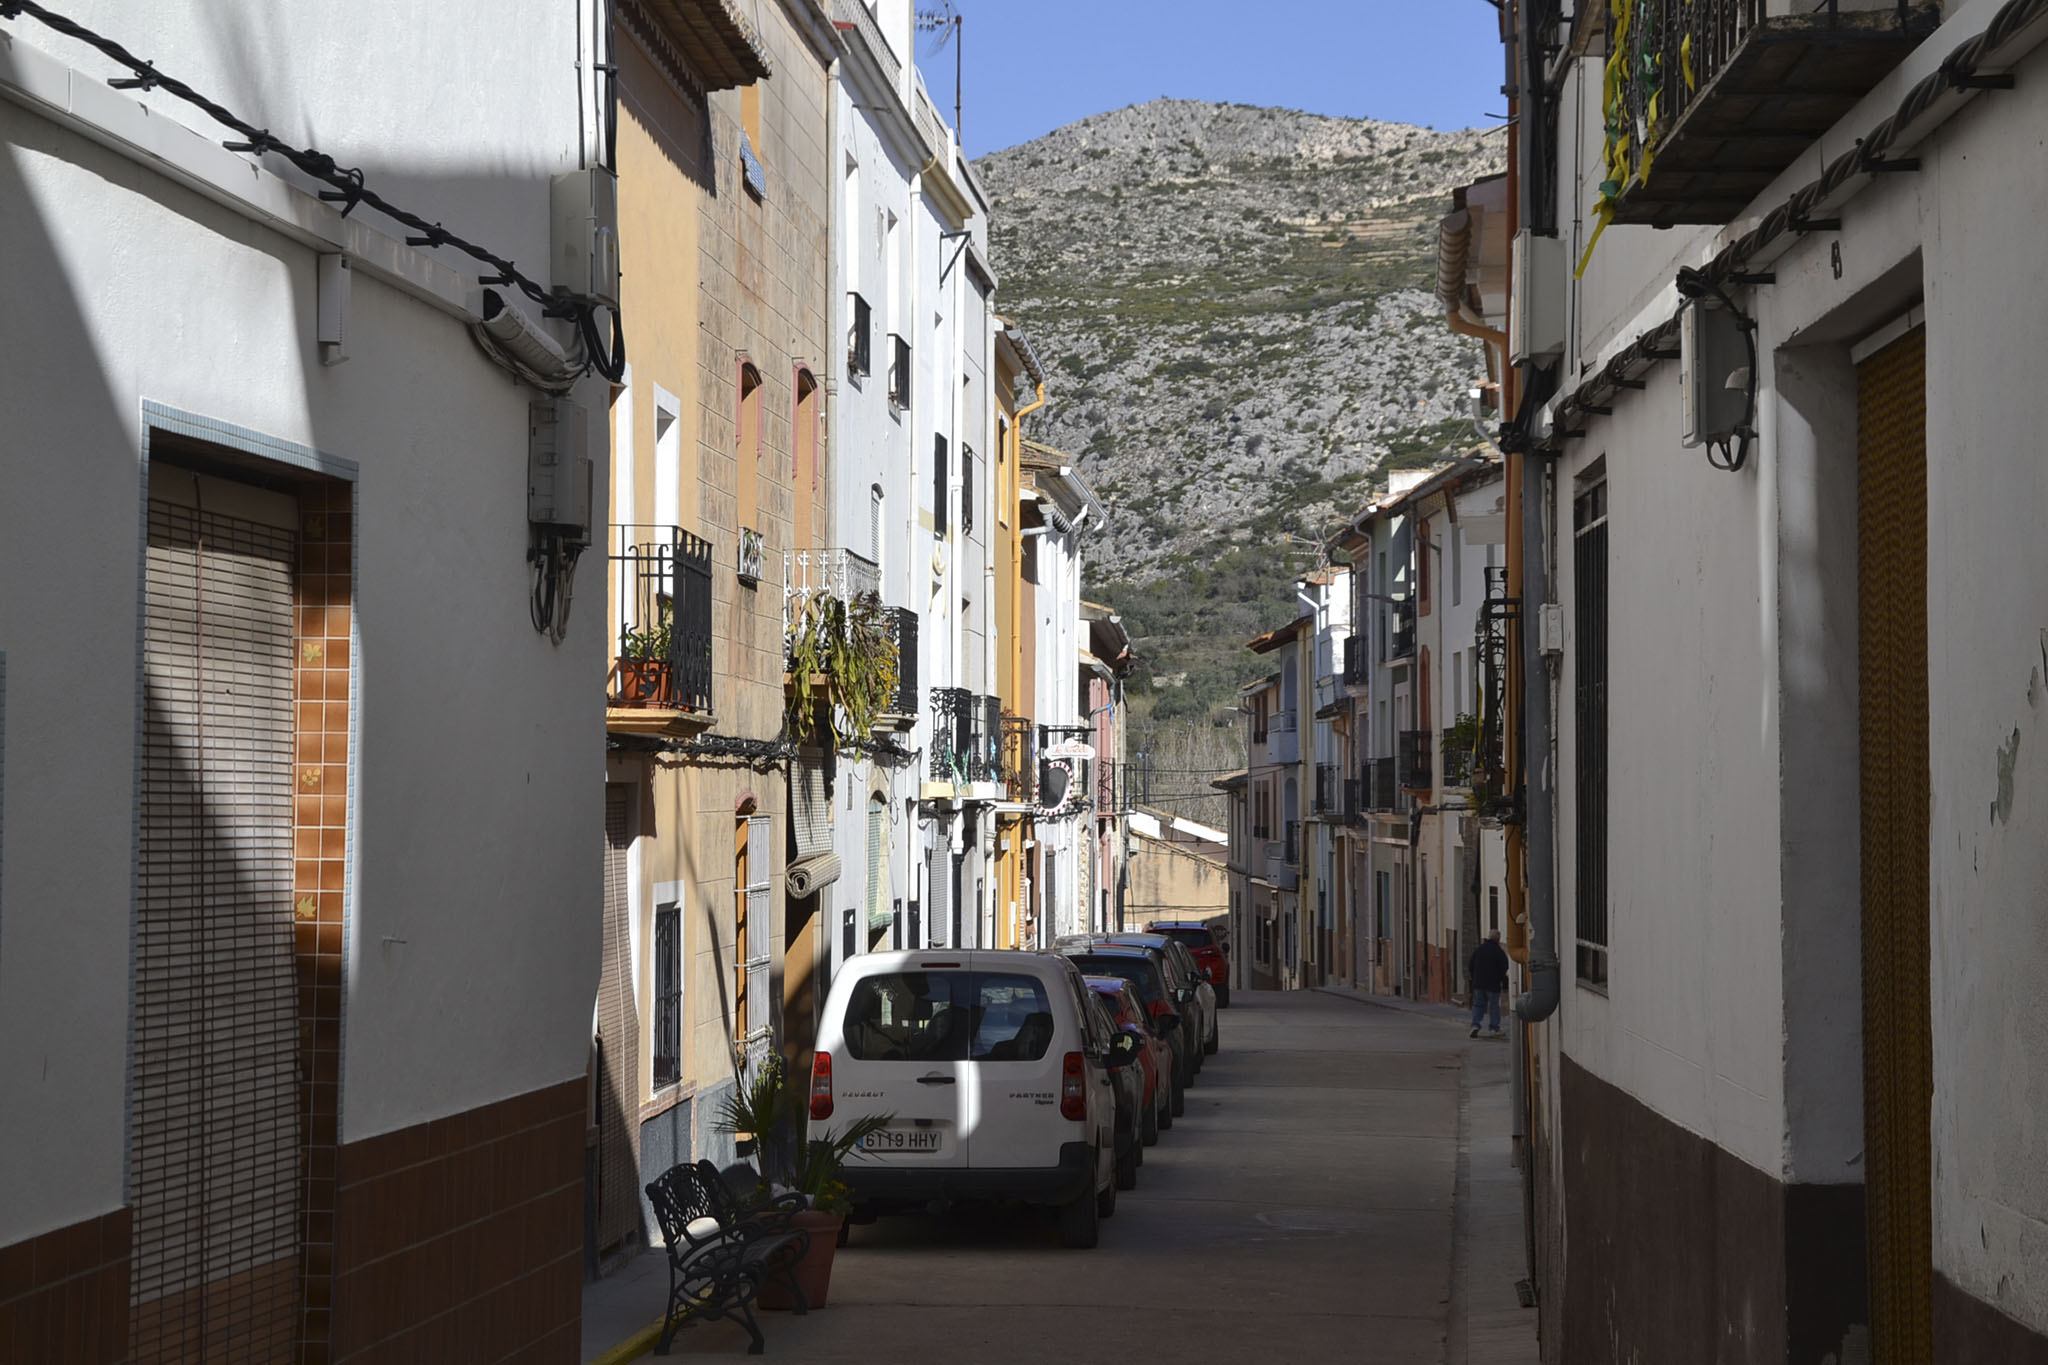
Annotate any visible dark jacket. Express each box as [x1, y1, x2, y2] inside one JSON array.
[[1469, 940, 1510, 993]]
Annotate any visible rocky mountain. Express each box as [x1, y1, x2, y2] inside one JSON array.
[[976, 99, 1501, 728]]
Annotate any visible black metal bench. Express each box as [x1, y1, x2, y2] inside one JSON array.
[[643, 1160, 813, 1355]]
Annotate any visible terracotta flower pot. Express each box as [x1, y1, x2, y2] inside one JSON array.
[[758, 1210, 845, 1311], [612, 657, 672, 706]]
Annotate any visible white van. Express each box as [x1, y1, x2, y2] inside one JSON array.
[[810, 949, 1138, 1247]]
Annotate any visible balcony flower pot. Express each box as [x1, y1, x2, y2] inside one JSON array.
[[611, 656, 673, 706], [757, 1209, 845, 1311]]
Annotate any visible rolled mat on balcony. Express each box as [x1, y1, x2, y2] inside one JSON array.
[[786, 853, 843, 899]]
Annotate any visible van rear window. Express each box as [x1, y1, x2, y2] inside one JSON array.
[[842, 972, 1057, 1062], [1154, 927, 1214, 950]]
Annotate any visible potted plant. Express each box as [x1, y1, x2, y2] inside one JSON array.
[[612, 605, 674, 705], [715, 1057, 890, 1310]]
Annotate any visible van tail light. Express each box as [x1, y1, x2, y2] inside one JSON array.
[[810, 1051, 834, 1120], [1060, 1051, 1087, 1121]]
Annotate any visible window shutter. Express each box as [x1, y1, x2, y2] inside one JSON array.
[[962, 448, 975, 535]]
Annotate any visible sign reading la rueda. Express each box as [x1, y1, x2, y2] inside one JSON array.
[[1045, 740, 1095, 759]]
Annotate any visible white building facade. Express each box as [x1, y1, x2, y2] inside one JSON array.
[[0, 2, 613, 1356]]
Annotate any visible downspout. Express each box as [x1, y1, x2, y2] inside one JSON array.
[[1513, 453, 1559, 1022]]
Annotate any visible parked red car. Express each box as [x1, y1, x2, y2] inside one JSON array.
[[1145, 919, 1231, 1008], [1085, 975, 1172, 1143]]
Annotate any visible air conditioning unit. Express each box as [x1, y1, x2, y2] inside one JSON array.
[[1509, 230, 1565, 365], [551, 168, 620, 307]]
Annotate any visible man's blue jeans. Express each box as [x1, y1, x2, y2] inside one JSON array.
[[1471, 988, 1502, 1032]]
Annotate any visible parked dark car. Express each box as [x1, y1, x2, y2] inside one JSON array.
[[1059, 941, 1193, 1112], [1145, 919, 1231, 1008], [1107, 931, 1218, 1059]]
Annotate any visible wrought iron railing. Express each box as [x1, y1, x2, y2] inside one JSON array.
[[1313, 763, 1337, 814], [1096, 757, 1118, 814], [782, 547, 881, 638], [1441, 726, 1475, 789], [930, 687, 975, 782], [1343, 777, 1367, 826], [1398, 730, 1432, 791], [1283, 820, 1300, 866], [1390, 598, 1416, 661], [929, 688, 997, 783], [608, 523, 714, 713], [1343, 634, 1367, 685], [1369, 756, 1399, 811], [885, 607, 918, 717], [1000, 713, 1036, 803]]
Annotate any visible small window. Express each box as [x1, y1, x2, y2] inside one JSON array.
[[932, 435, 949, 537], [961, 446, 975, 535], [653, 902, 681, 1087]]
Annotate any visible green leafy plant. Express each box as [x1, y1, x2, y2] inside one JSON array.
[[784, 589, 899, 744], [714, 1056, 891, 1213], [620, 599, 673, 660]]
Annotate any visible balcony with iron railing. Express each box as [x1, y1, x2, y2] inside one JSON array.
[[606, 524, 714, 733], [1600, 0, 1936, 227], [1368, 756, 1401, 813], [1343, 634, 1367, 687], [782, 547, 880, 638], [1000, 713, 1036, 803], [1441, 722, 1476, 790], [1398, 730, 1433, 793], [1313, 763, 1337, 816], [1389, 598, 1415, 663], [929, 687, 997, 786], [882, 606, 918, 723], [1096, 757, 1119, 816]]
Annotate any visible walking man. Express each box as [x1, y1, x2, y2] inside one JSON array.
[[1469, 931, 1509, 1038]]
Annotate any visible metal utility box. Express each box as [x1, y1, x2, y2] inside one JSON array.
[[551, 167, 620, 307], [528, 399, 592, 543], [1510, 230, 1565, 365], [1680, 297, 1751, 448]]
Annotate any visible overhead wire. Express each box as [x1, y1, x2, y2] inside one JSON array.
[[0, 0, 625, 385]]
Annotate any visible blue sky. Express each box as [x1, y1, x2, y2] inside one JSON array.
[[934, 1, 1507, 159]]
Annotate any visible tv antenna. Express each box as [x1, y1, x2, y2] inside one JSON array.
[[914, 1, 963, 141]]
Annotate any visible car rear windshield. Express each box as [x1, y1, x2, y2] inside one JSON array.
[[1154, 927, 1214, 950], [1065, 954, 1164, 1007], [841, 971, 1058, 1062]]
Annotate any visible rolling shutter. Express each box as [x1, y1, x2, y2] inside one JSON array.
[[133, 496, 300, 1361], [594, 784, 640, 1256], [1856, 325, 1932, 1359]]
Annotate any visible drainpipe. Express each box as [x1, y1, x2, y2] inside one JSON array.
[[1514, 455, 1559, 1023]]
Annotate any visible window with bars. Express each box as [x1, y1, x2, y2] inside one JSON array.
[[653, 901, 681, 1088], [1574, 477, 1610, 986]]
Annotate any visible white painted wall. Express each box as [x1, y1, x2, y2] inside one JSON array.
[[0, 8, 601, 1247], [1543, 20, 2048, 1341]]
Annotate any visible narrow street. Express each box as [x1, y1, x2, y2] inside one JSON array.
[[591, 990, 1537, 1362]]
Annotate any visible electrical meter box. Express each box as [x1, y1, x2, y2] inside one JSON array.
[[551, 168, 620, 308], [1510, 230, 1565, 364], [1680, 296, 1751, 448], [529, 399, 592, 544]]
